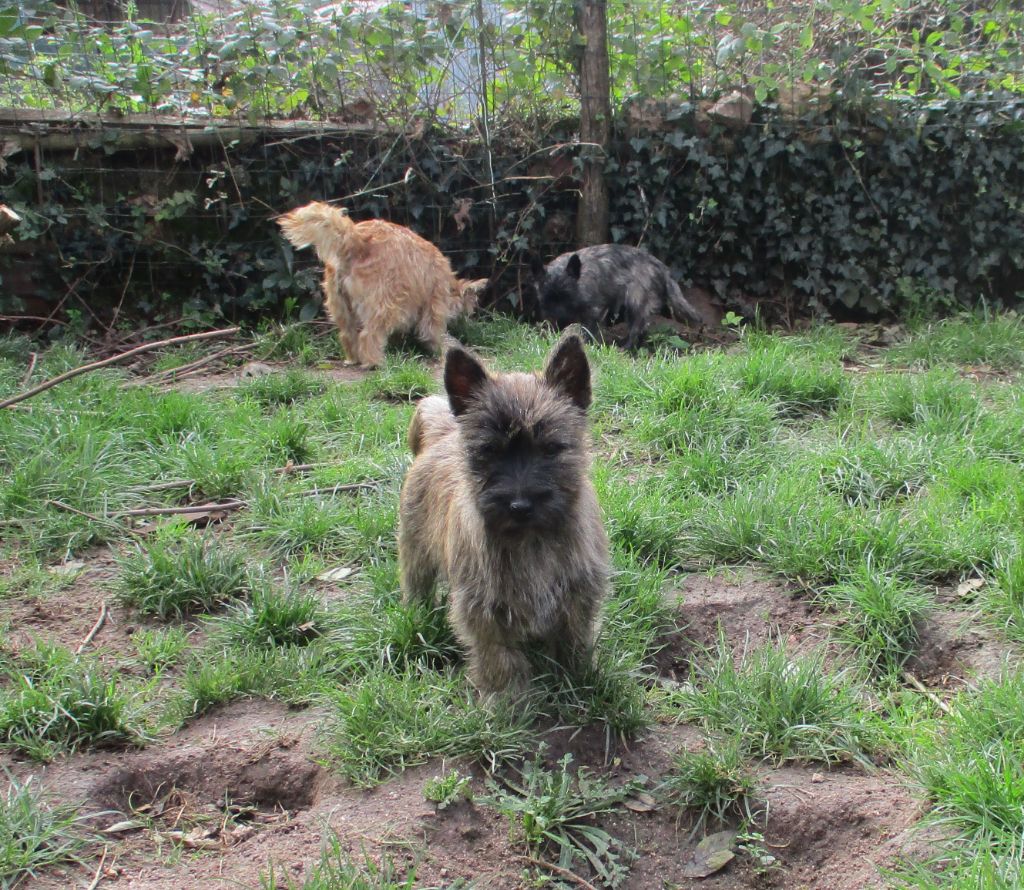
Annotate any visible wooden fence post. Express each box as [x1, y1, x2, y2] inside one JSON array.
[[575, 0, 611, 247]]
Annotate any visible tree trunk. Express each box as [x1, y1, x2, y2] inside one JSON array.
[[574, 0, 611, 247]]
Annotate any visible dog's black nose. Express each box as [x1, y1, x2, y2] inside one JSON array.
[[508, 497, 534, 518]]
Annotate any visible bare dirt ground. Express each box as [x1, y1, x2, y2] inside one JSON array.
[[5, 555, 993, 890]]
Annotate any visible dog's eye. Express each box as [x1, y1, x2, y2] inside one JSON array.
[[541, 441, 567, 457]]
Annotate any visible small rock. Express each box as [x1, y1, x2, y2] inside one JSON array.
[[241, 361, 274, 378], [707, 91, 754, 130], [811, 772, 825, 783]]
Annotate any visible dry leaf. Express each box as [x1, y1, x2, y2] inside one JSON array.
[[104, 819, 145, 834], [452, 198, 473, 233], [956, 577, 985, 598], [47, 559, 86, 576], [317, 566, 354, 582], [681, 830, 737, 878], [241, 362, 274, 378], [623, 791, 657, 812]]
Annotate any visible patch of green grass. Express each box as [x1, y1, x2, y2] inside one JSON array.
[[887, 312, 1024, 371], [350, 596, 462, 673], [131, 626, 190, 674], [363, 361, 435, 403], [0, 770, 87, 886], [169, 640, 338, 721], [321, 667, 535, 787], [596, 465, 686, 568], [816, 434, 951, 505], [984, 548, 1024, 640], [604, 555, 676, 664], [0, 642, 144, 760], [261, 835, 417, 889], [675, 637, 874, 764], [733, 333, 848, 415], [907, 671, 1024, 882], [253, 323, 338, 367], [638, 358, 779, 456], [181, 442, 259, 500], [660, 737, 760, 834], [864, 369, 982, 435], [116, 522, 253, 618], [540, 651, 651, 736], [209, 585, 336, 649], [245, 479, 399, 562], [240, 369, 326, 407], [122, 388, 215, 441], [482, 749, 643, 889], [821, 564, 933, 677], [0, 555, 81, 600], [256, 410, 316, 464]]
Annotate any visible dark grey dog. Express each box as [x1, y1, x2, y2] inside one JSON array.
[[531, 244, 702, 349]]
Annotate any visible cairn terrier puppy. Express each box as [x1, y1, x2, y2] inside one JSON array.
[[531, 244, 703, 350], [277, 202, 485, 368], [398, 334, 610, 696]]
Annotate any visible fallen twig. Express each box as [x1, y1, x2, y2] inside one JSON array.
[[113, 500, 246, 519], [46, 499, 108, 525], [273, 462, 323, 474], [903, 671, 953, 715], [131, 479, 196, 493], [130, 463, 330, 495], [76, 602, 109, 655], [143, 343, 255, 383], [20, 351, 37, 386], [0, 327, 240, 409], [85, 845, 108, 890], [519, 856, 598, 890], [46, 499, 141, 536], [294, 481, 383, 497]]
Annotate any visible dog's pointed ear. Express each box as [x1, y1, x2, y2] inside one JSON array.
[[566, 254, 582, 281], [544, 334, 591, 411], [445, 347, 489, 416], [528, 253, 546, 280]]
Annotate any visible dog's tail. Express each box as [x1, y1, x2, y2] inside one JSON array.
[[276, 202, 357, 264], [407, 395, 458, 455], [454, 278, 488, 315], [665, 276, 704, 326]]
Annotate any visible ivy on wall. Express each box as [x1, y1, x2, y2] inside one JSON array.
[[2, 94, 1023, 327]]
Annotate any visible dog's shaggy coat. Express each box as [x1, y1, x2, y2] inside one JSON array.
[[532, 244, 703, 350], [398, 335, 610, 696], [277, 202, 484, 367]]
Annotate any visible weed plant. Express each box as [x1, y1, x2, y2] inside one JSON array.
[[0, 771, 87, 886]]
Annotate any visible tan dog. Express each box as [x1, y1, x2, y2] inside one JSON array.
[[398, 334, 610, 696], [277, 202, 485, 367]]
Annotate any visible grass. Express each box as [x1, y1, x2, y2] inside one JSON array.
[[320, 667, 536, 787], [117, 522, 253, 618], [261, 836, 418, 889], [984, 547, 1024, 640], [207, 584, 337, 649], [0, 771, 87, 887], [2, 313, 1024, 883], [674, 636, 875, 764], [821, 563, 934, 676], [660, 737, 760, 834], [0, 642, 145, 760], [905, 671, 1024, 882], [131, 626, 191, 674], [887, 311, 1024, 370]]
